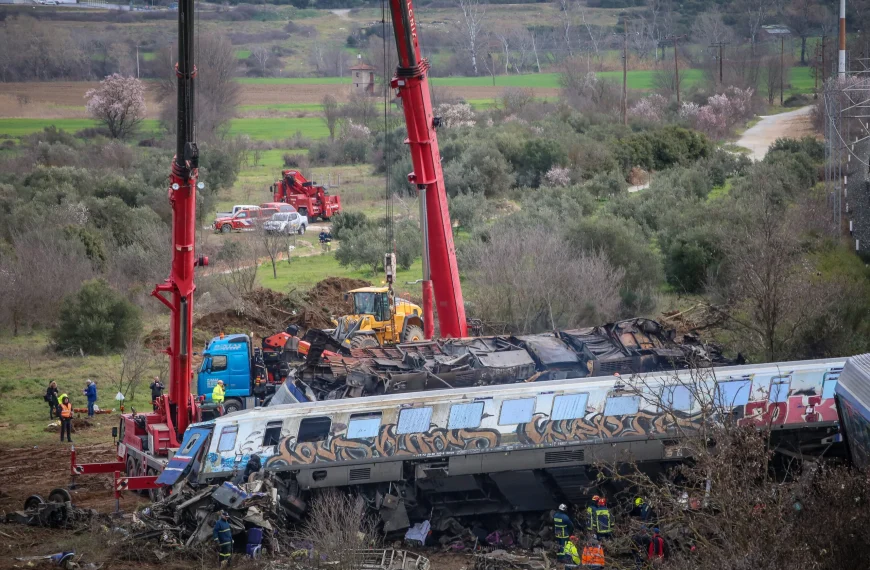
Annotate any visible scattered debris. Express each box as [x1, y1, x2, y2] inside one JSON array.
[[44, 419, 93, 433], [14, 551, 76, 569]]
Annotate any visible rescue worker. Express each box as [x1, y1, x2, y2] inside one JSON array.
[[212, 380, 226, 409], [593, 497, 612, 540], [553, 504, 574, 554], [150, 376, 165, 411], [59, 395, 73, 443], [45, 381, 60, 420], [585, 495, 601, 532], [560, 535, 581, 566], [213, 510, 233, 567], [319, 229, 332, 252], [233, 454, 262, 485], [632, 525, 651, 569], [581, 537, 605, 568], [84, 379, 97, 418], [648, 527, 666, 563], [632, 497, 652, 521], [285, 325, 300, 359]]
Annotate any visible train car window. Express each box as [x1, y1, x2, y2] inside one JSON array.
[[298, 417, 331, 443], [769, 378, 791, 404], [604, 395, 640, 416], [448, 402, 484, 430], [397, 407, 433, 434], [661, 385, 693, 412], [822, 375, 839, 399], [715, 380, 751, 408], [212, 355, 227, 372], [217, 426, 238, 452], [499, 398, 535, 425], [348, 413, 382, 439], [180, 432, 201, 455], [262, 421, 283, 447], [552, 393, 589, 421]]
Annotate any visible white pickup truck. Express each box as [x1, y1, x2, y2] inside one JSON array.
[[214, 204, 258, 219]]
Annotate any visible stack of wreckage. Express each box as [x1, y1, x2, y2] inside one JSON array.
[[297, 318, 736, 400]]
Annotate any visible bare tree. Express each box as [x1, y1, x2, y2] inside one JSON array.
[[557, 0, 574, 58], [85, 74, 146, 140], [215, 236, 258, 306], [292, 490, 380, 569], [741, 0, 774, 52], [321, 94, 341, 141], [456, 0, 487, 76], [785, 0, 828, 64], [114, 335, 156, 404], [761, 52, 789, 104], [344, 90, 379, 130], [258, 225, 293, 280], [464, 225, 624, 333], [692, 9, 732, 46], [156, 33, 240, 139], [711, 183, 826, 361], [251, 45, 271, 76]]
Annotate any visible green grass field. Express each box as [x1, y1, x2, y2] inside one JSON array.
[[228, 117, 329, 140], [256, 251, 423, 296]]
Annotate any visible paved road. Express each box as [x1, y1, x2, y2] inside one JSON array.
[[737, 105, 815, 161]]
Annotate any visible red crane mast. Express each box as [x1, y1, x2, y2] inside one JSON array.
[[387, 0, 467, 339]]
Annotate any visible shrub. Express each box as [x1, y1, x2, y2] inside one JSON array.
[[585, 170, 625, 198], [54, 279, 142, 355], [330, 211, 370, 241], [448, 192, 487, 231]]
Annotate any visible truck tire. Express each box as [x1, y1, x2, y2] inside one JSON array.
[[349, 335, 379, 349], [298, 225, 306, 235], [221, 224, 232, 234], [402, 325, 425, 343], [126, 456, 138, 477], [223, 398, 243, 414]]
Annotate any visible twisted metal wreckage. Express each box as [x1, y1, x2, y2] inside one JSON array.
[[291, 318, 738, 401]]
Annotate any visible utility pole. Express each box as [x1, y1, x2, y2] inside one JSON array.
[[623, 21, 628, 126], [779, 36, 785, 107], [822, 34, 826, 84], [710, 41, 728, 84], [666, 35, 686, 105]]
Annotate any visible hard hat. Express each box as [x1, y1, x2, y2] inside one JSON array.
[[597, 498, 606, 506], [569, 535, 578, 541], [653, 527, 660, 534], [635, 497, 645, 507], [220, 510, 230, 517], [217, 380, 224, 385], [592, 495, 600, 502], [558, 504, 567, 512]]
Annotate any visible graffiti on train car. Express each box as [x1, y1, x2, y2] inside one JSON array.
[[262, 408, 706, 468]]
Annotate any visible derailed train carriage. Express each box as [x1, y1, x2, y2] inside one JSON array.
[[160, 357, 845, 531], [294, 318, 737, 400]]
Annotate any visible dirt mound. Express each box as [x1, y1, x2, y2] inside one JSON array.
[[194, 278, 369, 338], [307, 277, 371, 316], [44, 418, 94, 433]]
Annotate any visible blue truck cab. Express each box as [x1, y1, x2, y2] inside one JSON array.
[[198, 334, 258, 413]]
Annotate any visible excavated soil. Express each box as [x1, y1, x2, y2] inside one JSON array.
[[193, 277, 371, 339]]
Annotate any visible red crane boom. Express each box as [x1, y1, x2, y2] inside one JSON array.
[[387, 0, 467, 339]]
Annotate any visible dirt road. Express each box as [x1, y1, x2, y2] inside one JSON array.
[[737, 105, 815, 161]]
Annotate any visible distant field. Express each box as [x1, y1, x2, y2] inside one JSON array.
[[238, 77, 353, 85], [228, 117, 329, 139], [0, 118, 161, 137]]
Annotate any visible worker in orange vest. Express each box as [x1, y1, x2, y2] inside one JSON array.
[[581, 537, 605, 568], [59, 394, 73, 443]]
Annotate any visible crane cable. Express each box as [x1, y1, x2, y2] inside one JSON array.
[[381, 0, 394, 256]]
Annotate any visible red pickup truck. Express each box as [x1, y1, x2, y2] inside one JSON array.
[[213, 207, 278, 233]]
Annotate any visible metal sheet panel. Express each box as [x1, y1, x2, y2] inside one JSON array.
[[476, 350, 536, 369], [836, 354, 870, 411], [518, 335, 581, 366]]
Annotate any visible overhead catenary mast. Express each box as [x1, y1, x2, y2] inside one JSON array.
[[839, 0, 847, 79]]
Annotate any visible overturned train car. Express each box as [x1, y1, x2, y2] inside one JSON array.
[[295, 318, 738, 400], [164, 357, 844, 531]]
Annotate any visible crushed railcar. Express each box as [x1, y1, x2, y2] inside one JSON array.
[[174, 357, 844, 532], [295, 318, 738, 400]]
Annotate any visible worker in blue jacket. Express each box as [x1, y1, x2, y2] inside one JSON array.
[[553, 504, 575, 555], [213, 510, 233, 567], [84, 380, 97, 418]]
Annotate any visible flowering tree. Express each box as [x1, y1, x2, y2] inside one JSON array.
[[681, 87, 754, 140], [544, 166, 571, 187], [436, 102, 476, 128], [628, 94, 668, 123], [85, 74, 146, 139]]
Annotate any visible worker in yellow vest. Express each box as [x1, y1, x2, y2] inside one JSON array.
[[59, 395, 73, 443], [560, 535, 581, 565], [212, 380, 225, 408]]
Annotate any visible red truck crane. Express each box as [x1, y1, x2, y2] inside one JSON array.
[[386, 0, 467, 339], [270, 169, 342, 220], [70, 0, 208, 495]]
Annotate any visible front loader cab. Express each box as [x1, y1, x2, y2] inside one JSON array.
[[334, 287, 426, 349]]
